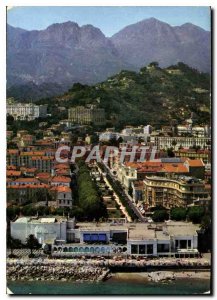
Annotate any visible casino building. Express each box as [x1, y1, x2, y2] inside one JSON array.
[[10, 217, 199, 258]]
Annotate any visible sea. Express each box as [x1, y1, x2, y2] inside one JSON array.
[[8, 278, 211, 295]]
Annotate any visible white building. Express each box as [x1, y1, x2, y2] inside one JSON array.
[[99, 132, 119, 142], [143, 125, 152, 135], [150, 136, 211, 150], [10, 217, 67, 244], [11, 218, 199, 257], [7, 103, 47, 120]]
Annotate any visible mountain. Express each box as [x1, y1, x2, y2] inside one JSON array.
[[7, 18, 211, 100], [36, 63, 210, 127], [111, 18, 211, 73], [7, 21, 130, 88]]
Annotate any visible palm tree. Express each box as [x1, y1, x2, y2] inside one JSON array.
[[26, 234, 40, 257]]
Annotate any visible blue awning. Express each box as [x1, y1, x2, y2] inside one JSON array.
[[98, 234, 107, 241], [83, 234, 91, 241]]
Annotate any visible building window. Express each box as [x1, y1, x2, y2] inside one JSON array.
[[131, 244, 138, 254], [188, 240, 191, 248], [147, 244, 153, 254], [139, 245, 146, 254], [180, 240, 187, 249], [157, 244, 169, 252]]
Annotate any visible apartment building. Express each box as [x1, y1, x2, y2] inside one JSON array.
[[50, 186, 73, 208], [7, 103, 47, 120], [117, 158, 205, 189], [7, 181, 49, 205], [7, 150, 54, 172], [68, 105, 105, 126], [175, 149, 211, 164], [177, 125, 211, 138], [150, 136, 211, 150], [143, 175, 210, 210]]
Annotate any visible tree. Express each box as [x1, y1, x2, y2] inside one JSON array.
[[7, 236, 16, 257], [7, 114, 14, 125], [167, 148, 175, 157], [7, 206, 20, 220], [170, 207, 187, 221], [187, 206, 205, 224], [128, 184, 133, 197], [198, 215, 212, 253], [200, 215, 211, 232], [152, 210, 169, 222], [26, 234, 41, 257], [7, 236, 23, 257], [171, 140, 177, 147], [149, 62, 159, 68], [21, 204, 37, 216]]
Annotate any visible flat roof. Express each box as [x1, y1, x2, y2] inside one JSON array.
[[13, 219, 199, 238], [14, 216, 67, 224]]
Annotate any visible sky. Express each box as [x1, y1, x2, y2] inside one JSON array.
[[7, 6, 211, 37]]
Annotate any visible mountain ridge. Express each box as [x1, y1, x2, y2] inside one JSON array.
[[7, 18, 211, 99]]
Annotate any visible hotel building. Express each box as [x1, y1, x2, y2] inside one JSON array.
[[7, 103, 47, 120], [68, 105, 105, 126], [150, 136, 211, 150], [143, 175, 210, 210]]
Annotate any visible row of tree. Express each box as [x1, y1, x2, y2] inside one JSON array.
[[8, 234, 41, 258], [152, 206, 210, 226], [76, 160, 108, 221]]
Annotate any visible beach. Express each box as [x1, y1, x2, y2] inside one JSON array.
[[7, 256, 211, 283], [110, 271, 210, 283]]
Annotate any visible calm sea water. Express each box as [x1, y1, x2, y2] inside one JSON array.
[[8, 278, 211, 295]]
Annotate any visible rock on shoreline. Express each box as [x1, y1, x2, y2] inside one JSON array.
[[7, 261, 109, 282], [7, 257, 211, 282]]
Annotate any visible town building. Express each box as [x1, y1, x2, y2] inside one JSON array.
[[11, 217, 67, 244], [117, 158, 205, 189], [7, 150, 54, 172], [176, 125, 211, 138], [50, 186, 73, 208], [68, 105, 105, 126], [150, 136, 211, 150], [143, 175, 210, 210], [7, 103, 47, 120], [175, 149, 211, 164], [10, 218, 200, 258], [7, 181, 49, 205]]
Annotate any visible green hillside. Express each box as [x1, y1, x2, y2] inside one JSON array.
[[35, 62, 211, 127]]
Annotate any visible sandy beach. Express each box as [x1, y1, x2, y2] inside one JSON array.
[[109, 271, 211, 283]]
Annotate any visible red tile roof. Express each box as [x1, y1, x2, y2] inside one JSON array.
[[7, 149, 19, 154], [7, 165, 17, 170], [15, 178, 40, 183], [186, 159, 204, 167], [6, 171, 21, 177], [51, 176, 71, 183], [50, 186, 72, 193]]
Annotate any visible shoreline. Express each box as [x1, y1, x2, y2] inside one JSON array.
[[7, 257, 211, 283], [109, 271, 210, 283]]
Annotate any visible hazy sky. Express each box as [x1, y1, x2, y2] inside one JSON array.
[[7, 6, 211, 37]]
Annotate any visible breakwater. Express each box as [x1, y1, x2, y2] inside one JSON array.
[[7, 257, 210, 282], [7, 259, 110, 282]]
